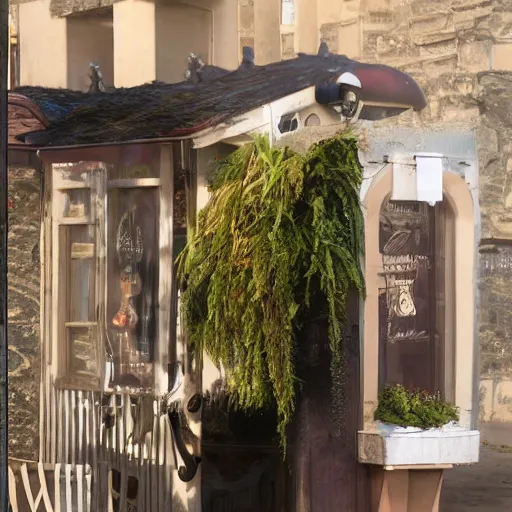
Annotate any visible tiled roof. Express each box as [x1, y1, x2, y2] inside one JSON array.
[[10, 51, 426, 147]]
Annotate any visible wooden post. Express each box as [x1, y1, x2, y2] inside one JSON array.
[[288, 291, 370, 511]]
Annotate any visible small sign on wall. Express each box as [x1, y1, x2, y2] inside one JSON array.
[[416, 153, 443, 205], [391, 153, 444, 205]]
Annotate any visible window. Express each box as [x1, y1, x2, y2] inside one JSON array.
[[378, 197, 454, 394], [281, 0, 295, 25], [52, 162, 102, 389], [51, 145, 185, 393], [106, 187, 159, 389], [277, 113, 299, 134]]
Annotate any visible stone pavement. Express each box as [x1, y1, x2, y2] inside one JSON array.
[[440, 445, 512, 511]]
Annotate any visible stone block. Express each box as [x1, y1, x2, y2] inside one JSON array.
[[453, 5, 493, 30], [489, 11, 512, 39], [493, 44, 512, 71], [365, 10, 396, 32], [451, 0, 492, 11], [422, 54, 458, 75], [409, 11, 452, 35], [459, 41, 492, 72], [413, 30, 456, 47], [477, 125, 500, 169], [441, 104, 480, 124], [410, 0, 456, 16], [49, 0, 113, 17]]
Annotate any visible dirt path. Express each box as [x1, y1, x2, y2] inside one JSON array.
[[440, 445, 512, 511]]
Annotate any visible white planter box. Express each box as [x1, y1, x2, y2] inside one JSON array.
[[358, 423, 480, 466]]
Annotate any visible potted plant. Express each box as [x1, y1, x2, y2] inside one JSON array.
[[358, 385, 480, 466], [374, 385, 459, 433]]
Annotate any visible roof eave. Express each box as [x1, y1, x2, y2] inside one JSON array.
[[192, 86, 320, 149]]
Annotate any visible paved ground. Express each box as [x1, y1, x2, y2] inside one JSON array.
[[440, 445, 512, 511]]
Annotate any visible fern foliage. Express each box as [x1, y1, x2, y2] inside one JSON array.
[[375, 385, 460, 429], [177, 134, 365, 449]]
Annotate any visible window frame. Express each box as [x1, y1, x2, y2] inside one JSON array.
[[362, 163, 476, 429], [51, 162, 105, 391], [48, 145, 175, 395]]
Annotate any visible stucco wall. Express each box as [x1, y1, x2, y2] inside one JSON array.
[[155, 2, 212, 84], [19, 0, 67, 87], [8, 167, 41, 461], [239, 0, 284, 65], [67, 10, 114, 91]]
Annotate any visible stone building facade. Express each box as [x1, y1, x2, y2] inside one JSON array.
[[8, 167, 41, 461], [7, 0, 512, 456], [279, 0, 512, 447]]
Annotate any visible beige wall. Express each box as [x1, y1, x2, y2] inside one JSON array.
[[17, 0, 270, 89], [114, 0, 238, 87], [19, 0, 67, 87], [113, 0, 156, 87], [155, 2, 212, 83], [67, 11, 114, 91], [254, 0, 281, 64], [188, 0, 239, 70]]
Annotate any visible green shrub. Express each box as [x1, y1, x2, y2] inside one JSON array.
[[374, 385, 459, 429], [177, 133, 365, 450]]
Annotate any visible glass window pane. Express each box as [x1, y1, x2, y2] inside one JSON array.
[[107, 188, 159, 390], [63, 225, 96, 323], [63, 189, 91, 219], [68, 325, 98, 376], [378, 198, 446, 393], [108, 145, 160, 180]]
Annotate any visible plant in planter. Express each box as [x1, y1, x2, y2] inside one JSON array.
[[177, 133, 365, 450], [374, 384, 459, 430]]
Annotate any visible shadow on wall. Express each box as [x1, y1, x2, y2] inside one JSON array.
[[479, 379, 512, 447]]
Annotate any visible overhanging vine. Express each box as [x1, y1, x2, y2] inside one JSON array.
[[177, 133, 365, 449]]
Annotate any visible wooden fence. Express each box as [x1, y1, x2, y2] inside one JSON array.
[[35, 388, 179, 511], [8, 460, 92, 512]]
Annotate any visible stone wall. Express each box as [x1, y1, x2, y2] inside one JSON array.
[[8, 167, 41, 461], [476, 75, 512, 440], [279, 0, 512, 445]]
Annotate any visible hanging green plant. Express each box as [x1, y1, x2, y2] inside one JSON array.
[[177, 133, 365, 449]]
